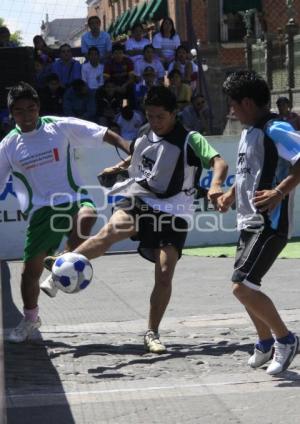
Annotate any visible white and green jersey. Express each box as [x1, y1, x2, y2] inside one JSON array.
[[0, 116, 107, 215]]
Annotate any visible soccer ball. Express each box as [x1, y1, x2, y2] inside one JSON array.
[[52, 252, 93, 294]]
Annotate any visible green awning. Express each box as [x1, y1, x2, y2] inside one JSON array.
[[119, 8, 135, 34], [149, 0, 168, 21], [111, 15, 122, 37], [123, 5, 139, 33], [114, 10, 130, 36], [223, 0, 262, 14], [140, 0, 157, 23], [129, 1, 148, 29]]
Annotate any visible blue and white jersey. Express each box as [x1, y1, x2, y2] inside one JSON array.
[[236, 114, 300, 236]]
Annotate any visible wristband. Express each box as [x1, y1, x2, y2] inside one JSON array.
[[274, 187, 284, 198]]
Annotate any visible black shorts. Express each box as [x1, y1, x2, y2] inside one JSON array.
[[114, 197, 188, 263], [231, 228, 287, 289]]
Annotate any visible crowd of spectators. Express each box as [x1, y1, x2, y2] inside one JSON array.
[[0, 16, 211, 140]]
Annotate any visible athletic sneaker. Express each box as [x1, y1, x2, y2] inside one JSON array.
[[43, 253, 62, 271], [248, 346, 273, 368], [266, 335, 299, 375], [7, 317, 41, 343], [144, 330, 166, 354], [40, 274, 58, 298]]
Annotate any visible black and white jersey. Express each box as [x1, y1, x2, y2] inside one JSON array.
[[236, 114, 300, 236], [108, 122, 218, 218]]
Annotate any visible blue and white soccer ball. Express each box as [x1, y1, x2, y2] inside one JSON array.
[[52, 252, 93, 294]]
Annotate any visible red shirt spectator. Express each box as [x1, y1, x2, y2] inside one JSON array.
[[104, 43, 134, 87]]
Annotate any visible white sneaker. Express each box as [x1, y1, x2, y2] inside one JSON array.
[[266, 335, 299, 375], [144, 330, 166, 354], [7, 317, 41, 343], [248, 346, 273, 368], [40, 274, 58, 298]]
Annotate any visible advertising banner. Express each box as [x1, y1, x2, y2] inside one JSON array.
[[1, 136, 299, 260]]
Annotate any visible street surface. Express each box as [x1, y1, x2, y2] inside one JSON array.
[[2, 255, 300, 424]]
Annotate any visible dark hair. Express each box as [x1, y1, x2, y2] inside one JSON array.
[[175, 45, 188, 59], [0, 26, 10, 35], [88, 16, 101, 25], [112, 43, 125, 53], [144, 86, 177, 112], [143, 44, 154, 53], [131, 23, 143, 32], [59, 43, 72, 52], [168, 69, 182, 80], [276, 96, 290, 106], [88, 46, 100, 55], [33, 35, 47, 47], [7, 82, 40, 111], [160, 18, 176, 38], [223, 70, 270, 107], [46, 73, 60, 83]]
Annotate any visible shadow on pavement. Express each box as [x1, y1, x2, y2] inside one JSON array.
[[39, 339, 254, 380], [1, 261, 76, 424]]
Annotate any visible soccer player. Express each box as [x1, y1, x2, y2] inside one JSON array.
[[219, 71, 300, 375], [43, 86, 228, 353], [0, 82, 130, 343]]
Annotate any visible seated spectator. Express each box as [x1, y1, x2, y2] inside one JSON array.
[[276, 96, 300, 131], [0, 26, 17, 48], [104, 43, 135, 106], [33, 35, 55, 64], [168, 69, 192, 110], [81, 46, 104, 90], [168, 45, 198, 91], [134, 45, 165, 85], [52, 44, 81, 88], [179, 94, 210, 134], [63, 79, 96, 122], [115, 106, 144, 140], [134, 66, 157, 111], [33, 56, 51, 89], [39, 73, 65, 116], [95, 80, 123, 126], [81, 15, 112, 62], [125, 23, 150, 66], [152, 18, 181, 68]]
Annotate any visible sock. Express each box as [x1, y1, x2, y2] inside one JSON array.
[[277, 331, 295, 345], [23, 306, 39, 322], [256, 337, 275, 353]]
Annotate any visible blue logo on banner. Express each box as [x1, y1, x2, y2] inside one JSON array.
[[0, 176, 17, 201]]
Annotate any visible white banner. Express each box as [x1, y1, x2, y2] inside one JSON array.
[[1, 135, 299, 260]]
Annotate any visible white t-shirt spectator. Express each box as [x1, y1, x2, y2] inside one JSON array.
[[115, 111, 144, 140], [81, 62, 104, 89], [125, 37, 151, 65], [152, 32, 181, 62], [81, 31, 112, 58], [134, 58, 165, 82]]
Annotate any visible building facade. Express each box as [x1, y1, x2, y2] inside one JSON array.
[[41, 15, 86, 47]]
